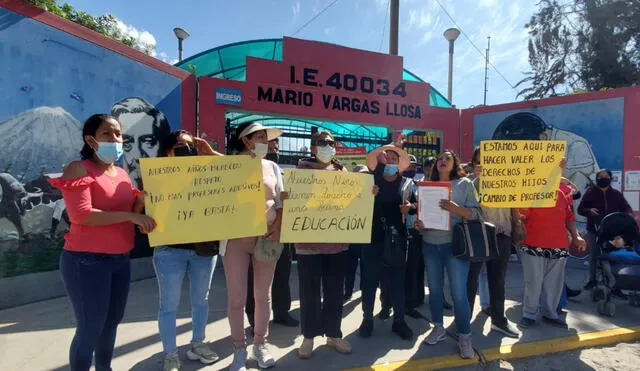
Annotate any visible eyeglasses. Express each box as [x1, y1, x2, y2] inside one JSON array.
[[316, 139, 336, 147]]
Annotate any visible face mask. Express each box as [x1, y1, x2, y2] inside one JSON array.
[[316, 145, 336, 163], [383, 164, 398, 177], [596, 178, 611, 188], [264, 152, 279, 163], [173, 145, 198, 157], [251, 142, 268, 158], [95, 141, 123, 164], [404, 170, 416, 179]]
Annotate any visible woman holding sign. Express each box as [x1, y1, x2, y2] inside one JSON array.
[[152, 130, 222, 371], [415, 150, 481, 359], [223, 122, 284, 371], [295, 131, 354, 359], [49, 114, 156, 371]]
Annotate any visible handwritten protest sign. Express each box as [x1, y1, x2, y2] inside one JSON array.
[[140, 156, 266, 247], [280, 169, 374, 243], [479, 140, 567, 208], [335, 147, 367, 172]]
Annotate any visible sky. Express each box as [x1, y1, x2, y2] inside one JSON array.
[[66, 0, 539, 109]]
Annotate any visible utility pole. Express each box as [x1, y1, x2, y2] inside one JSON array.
[[389, 0, 399, 55], [483, 36, 491, 106]]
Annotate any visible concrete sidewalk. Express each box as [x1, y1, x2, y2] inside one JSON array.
[[1, 258, 639, 371]]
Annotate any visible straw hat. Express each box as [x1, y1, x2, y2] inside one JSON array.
[[366, 144, 410, 173], [238, 122, 282, 141]]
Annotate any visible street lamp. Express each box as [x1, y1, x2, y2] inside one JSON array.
[[443, 27, 460, 104], [173, 27, 190, 62]]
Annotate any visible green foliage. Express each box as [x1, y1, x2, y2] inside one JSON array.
[[518, 0, 640, 99], [25, 0, 154, 55]]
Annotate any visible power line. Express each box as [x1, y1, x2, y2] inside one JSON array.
[[292, 0, 341, 36], [433, 0, 519, 94], [379, 0, 390, 52]]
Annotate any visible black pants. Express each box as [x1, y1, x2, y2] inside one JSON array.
[[344, 244, 363, 296], [362, 243, 406, 322], [381, 230, 424, 311], [246, 244, 293, 327], [297, 251, 348, 338], [467, 233, 512, 326], [60, 250, 130, 371]]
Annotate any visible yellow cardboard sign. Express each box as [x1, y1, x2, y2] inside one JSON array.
[[280, 169, 374, 243], [140, 156, 267, 247], [479, 140, 567, 208]]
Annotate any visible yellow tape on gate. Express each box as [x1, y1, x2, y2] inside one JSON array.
[[479, 140, 567, 208], [280, 169, 374, 243], [140, 155, 267, 246]]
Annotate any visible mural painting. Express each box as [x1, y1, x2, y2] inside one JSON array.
[[473, 97, 625, 233], [0, 7, 183, 277]]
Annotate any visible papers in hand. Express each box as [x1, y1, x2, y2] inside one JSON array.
[[417, 182, 451, 231]]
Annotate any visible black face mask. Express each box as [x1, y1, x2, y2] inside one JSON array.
[[265, 152, 280, 163], [174, 145, 198, 157], [403, 170, 416, 179], [596, 178, 611, 188]]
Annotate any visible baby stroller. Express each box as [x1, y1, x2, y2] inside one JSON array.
[[591, 212, 640, 316]]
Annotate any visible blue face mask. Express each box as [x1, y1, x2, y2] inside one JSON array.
[[95, 142, 124, 164], [383, 164, 398, 177]]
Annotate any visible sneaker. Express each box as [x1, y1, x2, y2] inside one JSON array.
[[584, 280, 597, 291], [542, 316, 568, 329], [326, 337, 352, 354], [566, 286, 582, 298], [298, 338, 314, 359], [273, 313, 299, 327], [358, 318, 374, 338], [517, 317, 536, 329], [343, 293, 353, 303], [229, 348, 248, 371], [612, 289, 629, 300], [423, 325, 446, 345], [162, 353, 180, 371], [377, 307, 391, 320], [186, 343, 219, 364], [406, 308, 423, 319], [252, 344, 276, 369], [491, 322, 520, 338], [392, 320, 414, 340], [458, 334, 475, 359]]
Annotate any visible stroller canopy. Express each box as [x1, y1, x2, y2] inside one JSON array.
[[597, 212, 639, 246]]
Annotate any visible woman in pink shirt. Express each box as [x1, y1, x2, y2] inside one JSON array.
[[223, 122, 284, 371], [49, 114, 156, 371]]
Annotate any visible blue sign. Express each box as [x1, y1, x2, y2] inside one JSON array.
[[215, 87, 242, 106]]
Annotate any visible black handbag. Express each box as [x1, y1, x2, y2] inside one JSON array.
[[452, 219, 499, 262], [381, 217, 408, 268]]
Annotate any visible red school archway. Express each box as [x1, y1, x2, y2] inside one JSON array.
[[197, 37, 460, 159]]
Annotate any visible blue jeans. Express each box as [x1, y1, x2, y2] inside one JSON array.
[[153, 246, 217, 354], [360, 242, 406, 322], [60, 250, 130, 371], [479, 265, 490, 308], [423, 242, 471, 335]]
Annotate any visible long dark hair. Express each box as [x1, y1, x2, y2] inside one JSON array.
[[161, 129, 193, 157], [80, 114, 118, 160], [471, 146, 480, 166], [431, 149, 464, 181], [228, 122, 257, 154]]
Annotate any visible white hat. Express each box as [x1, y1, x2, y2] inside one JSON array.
[[239, 122, 282, 141]]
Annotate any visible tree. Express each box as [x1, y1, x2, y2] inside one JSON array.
[[26, 0, 153, 55], [518, 0, 640, 99]]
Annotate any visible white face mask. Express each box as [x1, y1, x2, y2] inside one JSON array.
[[316, 145, 336, 163], [251, 142, 269, 158]]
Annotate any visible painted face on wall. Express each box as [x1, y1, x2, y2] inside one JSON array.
[[119, 112, 158, 186]]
